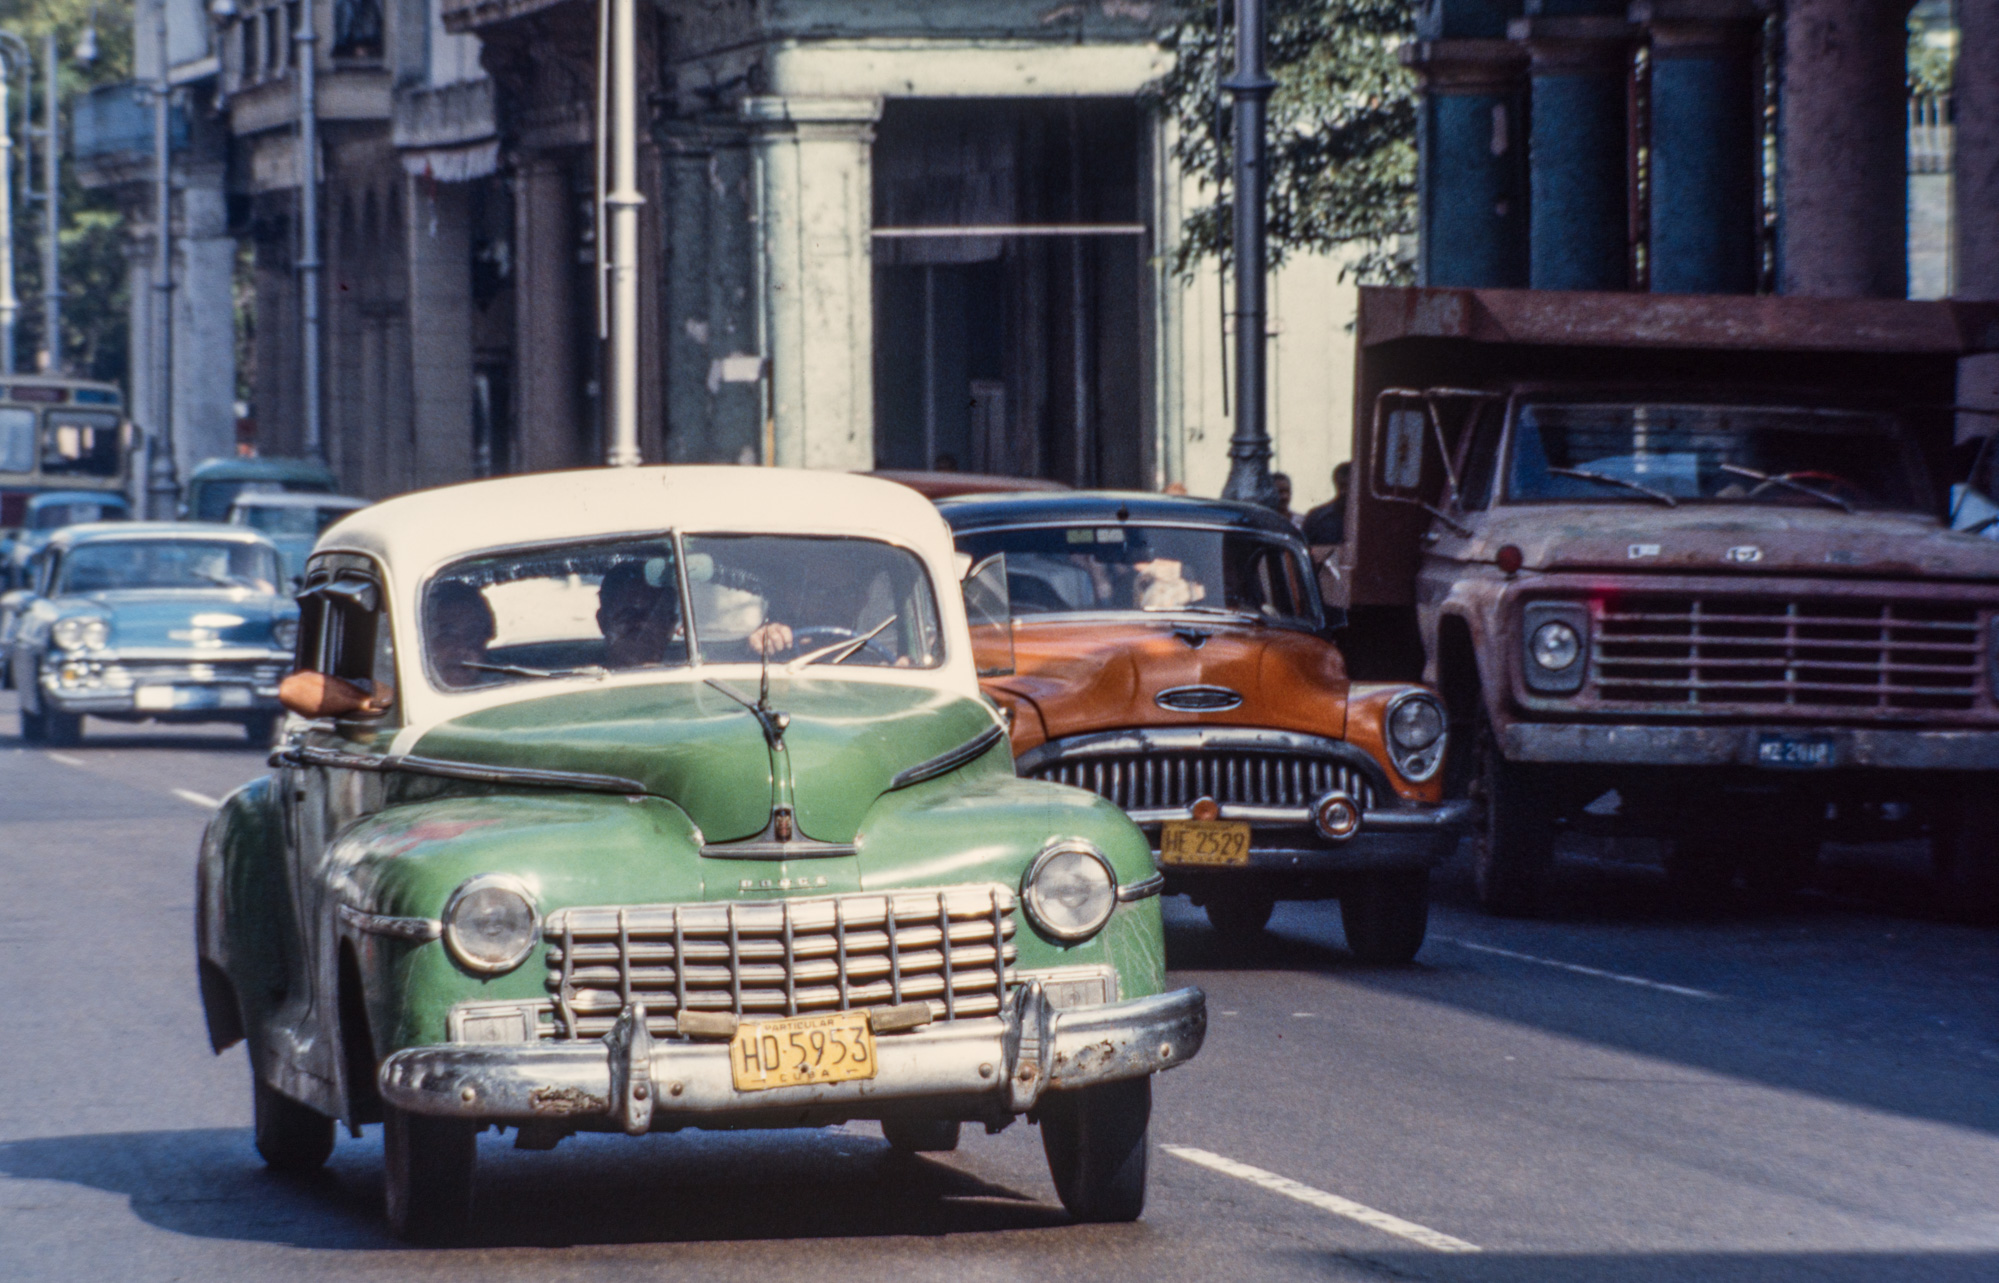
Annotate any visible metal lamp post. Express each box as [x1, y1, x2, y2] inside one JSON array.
[[600, 0, 642, 467], [0, 33, 28, 377], [296, 0, 323, 464], [145, 0, 181, 518], [40, 33, 62, 373], [1218, 0, 1279, 511]]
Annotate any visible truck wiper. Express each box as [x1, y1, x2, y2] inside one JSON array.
[[462, 660, 610, 680], [1718, 463, 1855, 513], [787, 615, 896, 672], [1547, 466, 1678, 507]]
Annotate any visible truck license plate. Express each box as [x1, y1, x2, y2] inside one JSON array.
[[1755, 733, 1836, 769], [729, 1010, 877, 1092], [1160, 820, 1252, 867]]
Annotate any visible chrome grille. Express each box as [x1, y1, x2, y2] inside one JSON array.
[[1593, 595, 1986, 712], [1029, 752, 1376, 812], [543, 885, 1018, 1040], [105, 660, 286, 686]]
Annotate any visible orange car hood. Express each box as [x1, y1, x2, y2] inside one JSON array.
[[985, 618, 1349, 750]]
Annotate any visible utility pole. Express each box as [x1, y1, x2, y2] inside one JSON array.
[[41, 33, 60, 372], [602, 0, 642, 466], [297, 0, 324, 463], [146, 0, 180, 518], [1218, 0, 1278, 511], [0, 39, 20, 376]]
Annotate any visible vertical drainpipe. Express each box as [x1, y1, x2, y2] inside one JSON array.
[[1512, 5, 1633, 291], [603, 0, 643, 467], [296, 0, 324, 465], [1634, 1, 1760, 294], [147, 0, 181, 518], [1404, 35, 1530, 288], [1219, 0, 1279, 510], [0, 53, 16, 376], [42, 34, 61, 372]]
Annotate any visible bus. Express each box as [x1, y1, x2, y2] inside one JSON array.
[[0, 375, 132, 530]]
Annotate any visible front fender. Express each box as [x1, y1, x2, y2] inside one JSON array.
[[197, 774, 292, 1052]]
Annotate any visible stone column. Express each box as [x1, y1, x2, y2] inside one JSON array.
[[1777, 0, 1911, 297], [124, 234, 154, 493], [512, 151, 581, 473], [1405, 39, 1531, 288], [1634, 1, 1760, 294], [175, 179, 239, 472], [743, 96, 881, 472], [405, 174, 476, 488], [1958, 0, 1999, 434], [1512, 13, 1634, 291], [660, 121, 762, 464]]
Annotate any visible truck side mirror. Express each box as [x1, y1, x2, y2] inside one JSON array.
[[962, 552, 1014, 678]]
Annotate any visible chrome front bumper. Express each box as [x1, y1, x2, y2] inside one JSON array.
[[379, 984, 1206, 1134], [1138, 799, 1473, 874]]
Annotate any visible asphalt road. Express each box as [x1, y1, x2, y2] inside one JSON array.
[[3, 696, 1997, 1281]]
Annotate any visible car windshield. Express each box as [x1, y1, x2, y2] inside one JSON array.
[[423, 533, 942, 690], [57, 540, 280, 594], [953, 524, 1320, 627], [237, 503, 354, 536], [1505, 402, 1929, 511]]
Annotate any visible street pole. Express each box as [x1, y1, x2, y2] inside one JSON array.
[[41, 33, 60, 372], [0, 46, 17, 377], [602, 0, 643, 467], [297, 0, 324, 464], [1218, 0, 1279, 510], [146, 0, 180, 518]]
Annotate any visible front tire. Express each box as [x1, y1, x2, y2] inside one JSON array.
[[18, 702, 45, 743], [1203, 888, 1276, 941], [383, 1105, 477, 1244], [42, 708, 82, 747], [253, 1075, 335, 1173], [1932, 790, 1999, 918], [1340, 872, 1430, 963], [1471, 717, 1553, 916], [1039, 1076, 1150, 1223], [242, 711, 283, 747]]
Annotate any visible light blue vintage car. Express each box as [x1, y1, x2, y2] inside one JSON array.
[[7, 522, 297, 745]]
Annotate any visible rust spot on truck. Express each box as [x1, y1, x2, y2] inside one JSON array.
[[530, 1086, 608, 1117]]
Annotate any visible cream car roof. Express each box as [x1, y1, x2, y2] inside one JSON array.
[[310, 466, 985, 739]]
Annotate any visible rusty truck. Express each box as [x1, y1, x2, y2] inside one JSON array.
[[1329, 287, 1999, 914]]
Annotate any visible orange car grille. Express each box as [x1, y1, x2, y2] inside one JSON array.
[[1029, 752, 1377, 813], [543, 886, 1018, 1041]]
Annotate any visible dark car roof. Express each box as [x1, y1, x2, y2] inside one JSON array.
[[188, 457, 339, 485], [935, 490, 1300, 539], [25, 490, 130, 512]]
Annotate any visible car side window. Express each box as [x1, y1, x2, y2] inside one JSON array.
[[1458, 402, 1505, 512]]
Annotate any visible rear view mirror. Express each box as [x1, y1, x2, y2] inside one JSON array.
[[962, 553, 1014, 678], [1380, 403, 1427, 496]]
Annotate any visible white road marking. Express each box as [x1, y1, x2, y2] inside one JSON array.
[[45, 752, 85, 766], [173, 789, 222, 810], [1163, 1146, 1480, 1253], [1437, 937, 1722, 1000]]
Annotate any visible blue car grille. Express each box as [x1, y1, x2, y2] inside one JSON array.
[[542, 885, 1019, 1041], [108, 660, 285, 686]]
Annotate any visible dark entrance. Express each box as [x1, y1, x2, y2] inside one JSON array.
[[871, 99, 1148, 488]]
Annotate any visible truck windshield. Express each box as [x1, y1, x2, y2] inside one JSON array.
[[1505, 402, 1928, 512], [954, 524, 1320, 627]]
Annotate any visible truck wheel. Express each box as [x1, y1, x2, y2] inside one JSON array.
[[1932, 792, 1999, 918], [882, 1118, 961, 1153], [1203, 889, 1276, 940], [383, 1105, 477, 1244], [1340, 872, 1430, 963], [1039, 1076, 1150, 1223], [253, 1074, 335, 1172], [1471, 719, 1553, 916]]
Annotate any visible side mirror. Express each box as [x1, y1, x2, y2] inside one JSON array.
[[962, 552, 1014, 678], [278, 670, 392, 719]]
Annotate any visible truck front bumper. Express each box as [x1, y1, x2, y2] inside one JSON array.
[[1502, 723, 1999, 772], [379, 984, 1206, 1135]]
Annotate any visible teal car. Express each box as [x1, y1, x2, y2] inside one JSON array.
[[182, 456, 339, 523], [195, 466, 1205, 1241]]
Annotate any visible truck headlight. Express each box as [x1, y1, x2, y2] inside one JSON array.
[[441, 875, 539, 975], [1530, 621, 1580, 671], [1520, 600, 1590, 695], [52, 617, 110, 651], [1022, 839, 1117, 943], [1385, 691, 1447, 782]]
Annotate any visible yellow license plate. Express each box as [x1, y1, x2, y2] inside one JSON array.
[[1160, 820, 1252, 867], [729, 1010, 878, 1092]]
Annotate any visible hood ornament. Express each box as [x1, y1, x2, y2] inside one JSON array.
[[1156, 685, 1243, 713]]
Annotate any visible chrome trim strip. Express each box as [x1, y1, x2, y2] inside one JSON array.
[[1116, 873, 1165, 902], [889, 723, 1009, 790], [281, 743, 647, 795], [338, 902, 442, 943], [1155, 684, 1244, 713], [700, 838, 859, 859]]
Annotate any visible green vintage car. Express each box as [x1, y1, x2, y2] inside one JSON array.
[[195, 466, 1205, 1241]]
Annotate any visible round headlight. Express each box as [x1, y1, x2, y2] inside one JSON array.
[[1388, 695, 1444, 751], [1022, 839, 1117, 943], [441, 875, 539, 975], [272, 618, 299, 651], [1530, 620, 1581, 671], [52, 617, 109, 651]]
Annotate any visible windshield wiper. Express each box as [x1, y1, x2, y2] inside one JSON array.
[[1546, 466, 1679, 507], [1718, 463, 1855, 513], [787, 615, 897, 672], [462, 660, 609, 680]]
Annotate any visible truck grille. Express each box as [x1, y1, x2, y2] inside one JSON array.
[[543, 885, 1018, 1040], [1028, 751, 1376, 812], [1593, 595, 1986, 712]]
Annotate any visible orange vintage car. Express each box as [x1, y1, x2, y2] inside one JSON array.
[[938, 492, 1471, 962]]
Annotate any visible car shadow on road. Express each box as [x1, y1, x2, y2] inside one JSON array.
[[0, 1125, 1067, 1250], [1293, 1247, 1999, 1283]]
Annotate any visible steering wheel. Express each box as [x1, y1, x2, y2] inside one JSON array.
[[1747, 470, 1870, 503], [789, 624, 898, 666]]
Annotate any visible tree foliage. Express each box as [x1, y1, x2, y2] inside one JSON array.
[[0, 0, 134, 383], [1151, 0, 1418, 283]]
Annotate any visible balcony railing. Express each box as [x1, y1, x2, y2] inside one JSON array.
[[1910, 93, 1954, 175]]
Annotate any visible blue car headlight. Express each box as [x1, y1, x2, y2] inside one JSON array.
[[52, 617, 110, 651], [272, 617, 299, 651]]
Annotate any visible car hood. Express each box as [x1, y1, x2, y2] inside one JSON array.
[[1460, 506, 1999, 580], [985, 618, 1349, 745], [407, 677, 1003, 846], [55, 589, 290, 648]]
